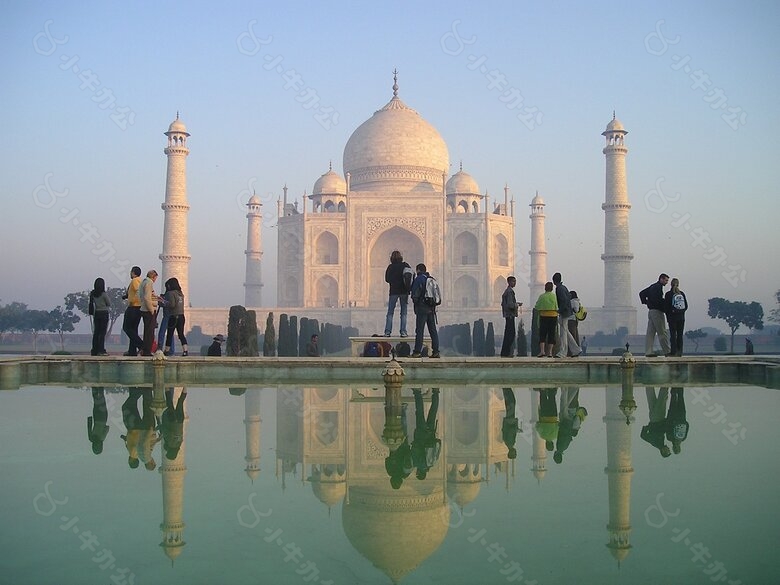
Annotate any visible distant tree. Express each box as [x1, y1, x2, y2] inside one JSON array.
[[714, 337, 727, 352], [21, 309, 51, 353], [47, 305, 81, 352], [485, 322, 496, 357], [65, 288, 125, 335], [517, 319, 528, 357], [263, 312, 276, 356], [684, 329, 707, 352], [289, 316, 299, 357], [240, 310, 259, 357], [0, 301, 28, 339], [227, 305, 247, 356], [278, 314, 290, 356], [707, 297, 764, 353], [472, 319, 486, 356], [770, 289, 780, 326]]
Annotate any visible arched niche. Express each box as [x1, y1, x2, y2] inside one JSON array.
[[368, 226, 424, 308], [316, 231, 339, 264], [454, 231, 479, 265], [453, 274, 478, 308]]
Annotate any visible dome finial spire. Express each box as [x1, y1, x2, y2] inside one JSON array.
[[176, 111, 180, 120], [329, 159, 332, 171], [459, 160, 463, 172], [392, 68, 399, 97], [612, 109, 616, 120]]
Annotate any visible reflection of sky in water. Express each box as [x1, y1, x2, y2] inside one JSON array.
[[0, 384, 777, 585]]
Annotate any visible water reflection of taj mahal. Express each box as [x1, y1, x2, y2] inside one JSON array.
[[157, 383, 637, 580]]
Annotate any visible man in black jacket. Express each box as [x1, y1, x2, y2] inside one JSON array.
[[639, 273, 671, 357], [384, 250, 412, 338]]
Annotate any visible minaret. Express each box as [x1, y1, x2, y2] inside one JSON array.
[[160, 387, 187, 563], [601, 113, 635, 333], [528, 192, 547, 303], [604, 385, 634, 564], [244, 388, 262, 482], [160, 114, 191, 300], [244, 194, 264, 307]]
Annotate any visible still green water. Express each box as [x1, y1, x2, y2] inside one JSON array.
[[0, 382, 777, 585]]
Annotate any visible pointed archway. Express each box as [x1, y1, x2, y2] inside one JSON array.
[[368, 227, 424, 307]]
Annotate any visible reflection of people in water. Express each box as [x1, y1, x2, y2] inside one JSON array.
[[411, 389, 441, 480], [641, 387, 671, 457], [161, 389, 187, 460], [121, 388, 143, 469], [554, 387, 587, 464], [87, 387, 110, 455], [138, 389, 160, 471], [535, 388, 559, 451], [385, 437, 413, 489], [666, 387, 689, 454], [501, 388, 520, 459]]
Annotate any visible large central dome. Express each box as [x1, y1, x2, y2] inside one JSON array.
[[343, 83, 449, 193]]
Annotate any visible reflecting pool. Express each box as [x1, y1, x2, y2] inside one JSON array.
[[1, 372, 778, 584]]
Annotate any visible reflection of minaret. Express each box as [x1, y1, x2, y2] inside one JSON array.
[[528, 192, 547, 303], [529, 389, 547, 482], [601, 114, 636, 334], [160, 114, 191, 300], [604, 385, 634, 564], [244, 195, 264, 307], [160, 387, 187, 563], [244, 388, 262, 482]]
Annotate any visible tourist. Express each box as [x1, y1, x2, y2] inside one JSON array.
[[534, 282, 558, 357], [664, 278, 688, 356], [120, 388, 143, 469], [89, 277, 111, 356], [745, 338, 754, 355], [500, 276, 521, 357], [535, 388, 559, 452], [553, 273, 581, 358], [156, 280, 173, 356], [410, 263, 440, 358], [568, 291, 582, 352], [207, 334, 225, 356], [306, 333, 320, 357], [138, 270, 159, 356], [553, 387, 587, 464], [384, 250, 413, 338], [639, 273, 671, 357], [121, 266, 143, 356], [163, 277, 188, 356]]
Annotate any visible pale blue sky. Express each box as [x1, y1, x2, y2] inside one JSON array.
[[1, 0, 778, 331]]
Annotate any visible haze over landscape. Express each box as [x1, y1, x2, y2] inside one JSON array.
[[1, 1, 778, 333]]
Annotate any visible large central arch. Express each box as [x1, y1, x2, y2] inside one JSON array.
[[368, 226, 424, 307]]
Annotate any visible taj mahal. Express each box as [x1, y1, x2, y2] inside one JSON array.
[[158, 73, 637, 339]]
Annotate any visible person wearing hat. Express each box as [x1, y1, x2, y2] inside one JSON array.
[[208, 334, 225, 356]]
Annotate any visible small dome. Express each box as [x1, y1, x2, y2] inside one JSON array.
[[605, 117, 625, 132], [248, 194, 261, 206], [313, 169, 347, 195], [531, 192, 544, 205], [446, 170, 480, 195], [312, 480, 346, 507], [167, 116, 188, 134]]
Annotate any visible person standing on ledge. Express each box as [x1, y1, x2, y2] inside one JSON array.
[[664, 277, 688, 357], [639, 273, 671, 357], [500, 276, 521, 357], [384, 250, 412, 338], [410, 263, 440, 359], [122, 266, 143, 356]]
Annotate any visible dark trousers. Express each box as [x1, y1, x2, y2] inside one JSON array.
[[91, 311, 109, 355], [165, 314, 188, 350], [122, 306, 143, 355], [668, 314, 685, 356], [413, 308, 439, 354], [501, 316, 516, 357], [141, 311, 156, 355]]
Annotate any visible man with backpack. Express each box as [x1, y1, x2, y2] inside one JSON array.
[[384, 250, 413, 338], [410, 263, 440, 358]]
